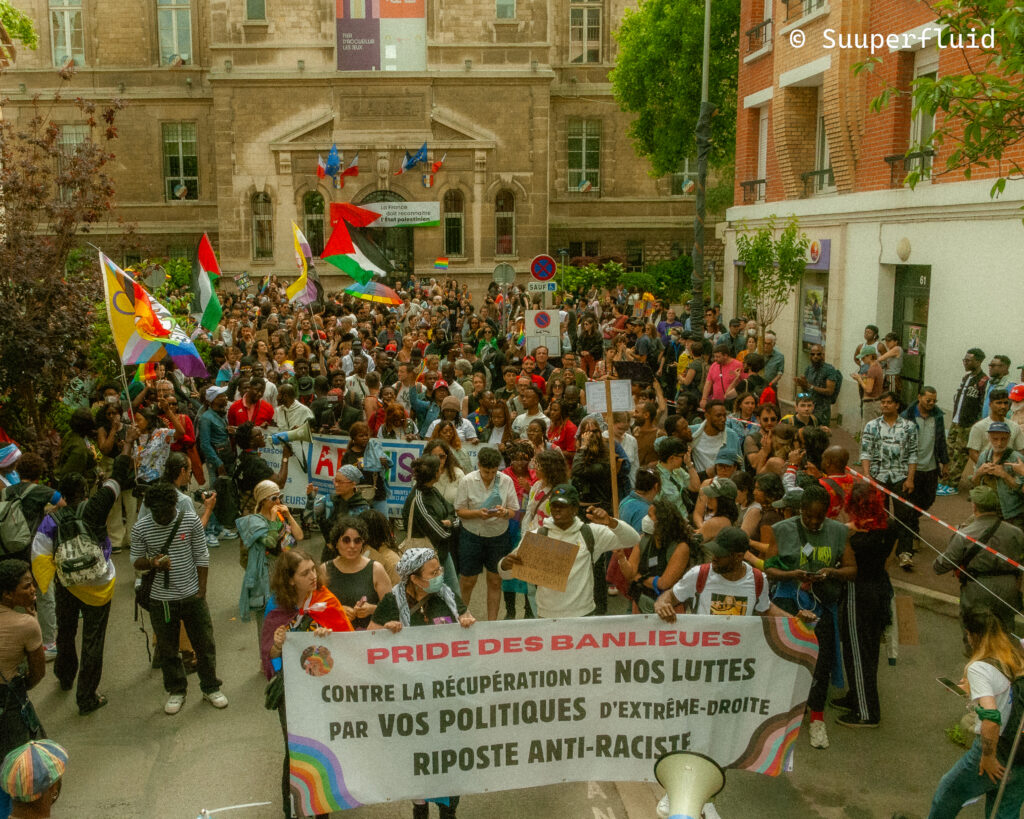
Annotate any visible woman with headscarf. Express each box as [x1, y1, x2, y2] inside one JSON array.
[[369, 547, 474, 819], [261, 548, 351, 819], [237, 480, 304, 641]]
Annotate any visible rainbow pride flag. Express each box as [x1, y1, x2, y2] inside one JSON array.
[[434, 257, 449, 270]]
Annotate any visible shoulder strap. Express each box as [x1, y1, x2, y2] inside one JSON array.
[[580, 523, 595, 557], [753, 567, 765, 599], [693, 563, 712, 611], [959, 516, 1005, 578], [407, 490, 417, 533]]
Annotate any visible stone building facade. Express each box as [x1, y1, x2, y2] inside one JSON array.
[[5, 0, 707, 291]]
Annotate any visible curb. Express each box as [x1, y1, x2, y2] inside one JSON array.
[[891, 578, 960, 619]]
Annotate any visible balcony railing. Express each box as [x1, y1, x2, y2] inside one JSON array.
[[745, 19, 772, 53], [801, 167, 834, 196], [741, 178, 766, 203], [783, 0, 824, 21], [883, 149, 935, 187]]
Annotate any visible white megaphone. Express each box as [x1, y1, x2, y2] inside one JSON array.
[[654, 752, 725, 819]]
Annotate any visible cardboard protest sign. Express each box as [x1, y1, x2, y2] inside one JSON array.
[[507, 531, 578, 591]]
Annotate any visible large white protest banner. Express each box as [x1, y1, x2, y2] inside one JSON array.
[[282, 615, 817, 814]]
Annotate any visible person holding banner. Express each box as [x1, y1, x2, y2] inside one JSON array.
[[369, 547, 473, 819], [618, 499, 698, 614], [262, 548, 351, 819], [322, 516, 391, 630]]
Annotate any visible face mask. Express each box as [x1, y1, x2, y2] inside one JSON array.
[[421, 575, 445, 595], [641, 515, 656, 535]]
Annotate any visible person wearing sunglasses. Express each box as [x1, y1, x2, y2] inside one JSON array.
[[237, 480, 304, 643]]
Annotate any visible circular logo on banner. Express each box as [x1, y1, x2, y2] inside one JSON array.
[[534, 312, 551, 329], [808, 240, 821, 264], [300, 645, 334, 677], [531, 255, 556, 281]]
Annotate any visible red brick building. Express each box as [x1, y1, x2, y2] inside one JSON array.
[[722, 0, 1024, 429]]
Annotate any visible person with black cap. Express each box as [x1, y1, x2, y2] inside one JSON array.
[[341, 338, 375, 376], [498, 484, 639, 619], [653, 526, 787, 620]]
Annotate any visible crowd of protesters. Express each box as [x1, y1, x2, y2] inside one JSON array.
[[1, 273, 1022, 817]]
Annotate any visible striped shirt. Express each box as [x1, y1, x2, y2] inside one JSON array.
[[129, 510, 208, 601]]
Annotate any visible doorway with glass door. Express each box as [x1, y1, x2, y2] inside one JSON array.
[[892, 265, 931, 407]]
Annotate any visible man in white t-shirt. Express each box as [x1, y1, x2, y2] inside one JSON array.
[[654, 527, 789, 619]]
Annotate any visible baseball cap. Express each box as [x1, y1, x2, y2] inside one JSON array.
[[351, 339, 363, 349], [385, 342, 398, 353], [1010, 384, 1024, 403], [988, 421, 1011, 434], [1, 739, 68, 802], [701, 476, 738, 499], [296, 376, 315, 396], [969, 485, 1000, 511], [433, 379, 450, 392], [205, 385, 228, 402], [338, 465, 364, 484], [549, 484, 581, 506], [703, 526, 750, 557], [714, 448, 741, 467], [772, 488, 805, 509]]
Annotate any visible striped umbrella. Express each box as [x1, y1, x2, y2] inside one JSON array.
[[344, 281, 402, 305]]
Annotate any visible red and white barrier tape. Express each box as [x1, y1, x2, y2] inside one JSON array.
[[846, 467, 1024, 575]]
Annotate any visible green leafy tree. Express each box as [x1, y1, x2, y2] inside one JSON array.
[[611, 0, 739, 176], [0, 1, 39, 50], [0, 90, 125, 443], [861, 0, 1024, 195], [735, 216, 810, 340]]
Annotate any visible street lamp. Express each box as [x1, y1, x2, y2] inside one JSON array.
[[690, 0, 714, 337]]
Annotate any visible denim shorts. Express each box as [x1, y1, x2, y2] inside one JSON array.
[[458, 528, 511, 576]]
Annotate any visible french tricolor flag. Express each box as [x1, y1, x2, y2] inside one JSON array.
[[317, 155, 327, 179]]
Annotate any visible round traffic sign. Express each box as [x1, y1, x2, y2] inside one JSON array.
[[492, 263, 516, 285], [530, 255, 557, 282], [534, 312, 551, 329]]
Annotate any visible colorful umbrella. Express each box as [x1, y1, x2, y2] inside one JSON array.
[[344, 281, 402, 305]]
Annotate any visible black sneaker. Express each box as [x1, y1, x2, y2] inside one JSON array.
[[831, 695, 858, 711], [836, 714, 879, 728]]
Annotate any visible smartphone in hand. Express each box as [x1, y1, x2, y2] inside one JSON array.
[[936, 676, 969, 698]]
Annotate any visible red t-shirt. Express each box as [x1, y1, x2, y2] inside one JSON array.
[[228, 398, 275, 428]]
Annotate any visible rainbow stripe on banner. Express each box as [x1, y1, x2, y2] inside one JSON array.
[[288, 734, 362, 814], [434, 257, 449, 270]]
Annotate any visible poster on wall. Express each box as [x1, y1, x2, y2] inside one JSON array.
[[801, 285, 826, 346], [907, 325, 923, 356], [336, 0, 426, 71]]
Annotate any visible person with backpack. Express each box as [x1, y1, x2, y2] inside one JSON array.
[[497, 484, 639, 618], [795, 343, 841, 426], [0, 454, 62, 567], [653, 526, 788, 621], [933, 485, 1024, 649], [29, 455, 135, 717], [928, 608, 1024, 818]]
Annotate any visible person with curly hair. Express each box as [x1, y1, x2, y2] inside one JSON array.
[[321, 516, 392, 630]]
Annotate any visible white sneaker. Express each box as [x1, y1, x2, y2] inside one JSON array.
[[165, 693, 186, 715], [220, 529, 238, 540], [809, 719, 829, 749], [203, 690, 228, 709]]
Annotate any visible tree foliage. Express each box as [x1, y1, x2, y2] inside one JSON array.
[[0, 1, 38, 50], [861, 0, 1024, 194], [0, 90, 125, 444], [611, 0, 739, 176], [735, 216, 809, 338], [559, 256, 693, 303]]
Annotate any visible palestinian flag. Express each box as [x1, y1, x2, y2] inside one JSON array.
[[320, 219, 393, 285], [191, 233, 222, 333]]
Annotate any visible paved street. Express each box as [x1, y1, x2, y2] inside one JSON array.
[[32, 526, 983, 819]]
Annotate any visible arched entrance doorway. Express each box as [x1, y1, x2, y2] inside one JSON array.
[[358, 189, 413, 279]]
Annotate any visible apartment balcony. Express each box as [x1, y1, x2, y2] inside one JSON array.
[[740, 178, 766, 204], [801, 167, 834, 197], [883, 150, 935, 187], [745, 19, 772, 54], [782, 0, 824, 22]]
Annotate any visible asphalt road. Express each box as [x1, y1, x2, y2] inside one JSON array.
[[34, 532, 977, 819]]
